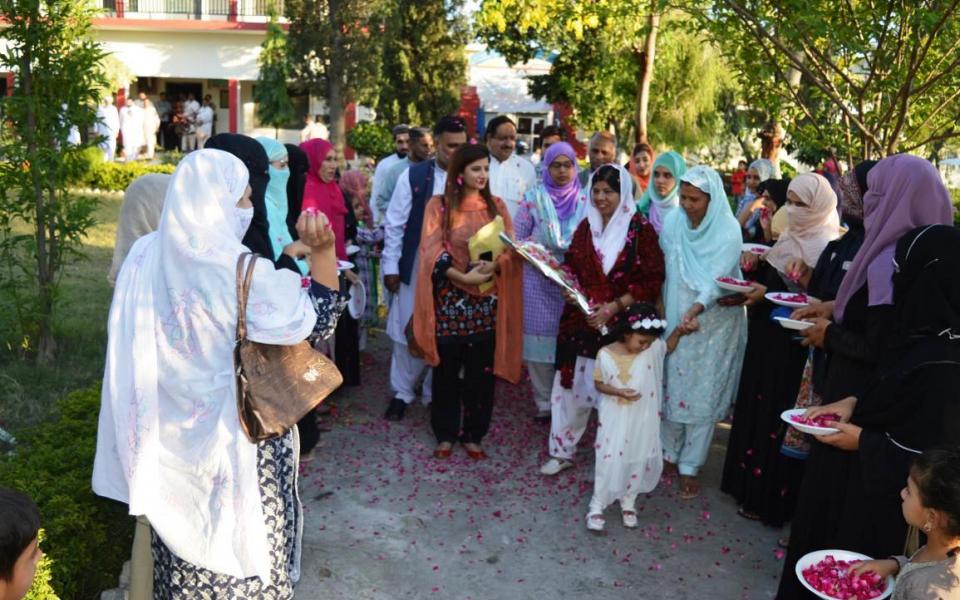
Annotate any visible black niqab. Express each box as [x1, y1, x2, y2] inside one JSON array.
[[205, 134, 274, 261], [285, 143, 309, 239]]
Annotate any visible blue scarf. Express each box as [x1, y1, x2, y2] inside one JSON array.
[[257, 137, 307, 275]]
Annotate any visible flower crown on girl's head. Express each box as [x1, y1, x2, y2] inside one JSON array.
[[619, 302, 666, 336], [630, 317, 667, 331]]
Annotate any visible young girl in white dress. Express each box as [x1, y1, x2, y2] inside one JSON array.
[[587, 303, 686, 531]]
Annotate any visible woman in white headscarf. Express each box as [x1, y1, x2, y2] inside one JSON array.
[[659, 165, 747, 500], [539, 164, 665, 476], [92, 149, 344, 598]]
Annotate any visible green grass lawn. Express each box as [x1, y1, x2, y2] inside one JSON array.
[[0, 191, 122, 431]]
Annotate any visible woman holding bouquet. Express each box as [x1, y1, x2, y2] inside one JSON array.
[[539, 164, 664, 476], [412, 144, 523, 460], [513, 141, 588, 422], [659, 165, 747, 500]]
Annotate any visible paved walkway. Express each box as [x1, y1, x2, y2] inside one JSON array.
[[295, 332, 787, 599]]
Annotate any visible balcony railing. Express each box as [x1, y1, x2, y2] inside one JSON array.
[[98, 0, 284, 18]]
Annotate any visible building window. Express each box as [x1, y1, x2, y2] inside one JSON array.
[[251, 86, 309, 130]]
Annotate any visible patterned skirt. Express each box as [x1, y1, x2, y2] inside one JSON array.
[[152, 431, 301, 599]]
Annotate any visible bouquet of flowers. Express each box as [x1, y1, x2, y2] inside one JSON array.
[[499, 233, 606, 333]]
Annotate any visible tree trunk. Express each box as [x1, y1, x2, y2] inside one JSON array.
[[759, 118, 784, 169], [634, 8, 661, 145], [21, 43, 57, 363], [327, 0, 347, 163]]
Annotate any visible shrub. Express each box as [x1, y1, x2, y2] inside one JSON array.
[[949, 188, 960, 227], [82, 161, 175, 192], [24, 531, 58, 600], [345, 121, 394, 160], [0, 383, 133, 599]]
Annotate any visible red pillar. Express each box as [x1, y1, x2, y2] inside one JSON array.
[[343, 102, 357, 160], [228, 0, 238, 21], [553, 102, 587, 159], [116, 87, 126, 107], [5, 72, 14, 96], [457, 85, 480, 139], [228, 79, 239, 133], [116, 0, 125, 18]]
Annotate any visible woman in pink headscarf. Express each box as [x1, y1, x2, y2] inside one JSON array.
[[301, 138, 349, 260]]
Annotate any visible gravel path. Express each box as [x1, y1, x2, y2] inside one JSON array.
[[295, 332, 787, 599]]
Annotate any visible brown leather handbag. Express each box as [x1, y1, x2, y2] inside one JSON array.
[[234, 253, 343, 442]]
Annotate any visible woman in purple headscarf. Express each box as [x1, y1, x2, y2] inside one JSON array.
[[513, 142, 588, 422], [775, 154, 954, 600]]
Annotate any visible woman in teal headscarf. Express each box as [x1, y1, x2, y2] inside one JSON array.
[[636, 151, 687, 233], [256, 136, 308, 275], [659, 165, 747, 500]]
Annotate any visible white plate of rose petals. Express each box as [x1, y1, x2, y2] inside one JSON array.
[[781, 409, 841, 435], [337, 260, 355, 271], [796, 550, 894, 600], [774, 316, 814, 331], [742, 243, 771, 256], [765, 292, 817, 308], [716, 276, 754, 293]]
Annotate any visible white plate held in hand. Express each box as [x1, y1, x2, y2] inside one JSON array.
[[766, 292, 816, 308], [795, 549, 894, 600], [742, 243, 771, 256], [774, 316, 814, 331], [781, 408, 840, 436], [716, 276, 754, 293]]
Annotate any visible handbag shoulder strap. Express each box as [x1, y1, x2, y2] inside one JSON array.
[[235, 252, 259, 341]]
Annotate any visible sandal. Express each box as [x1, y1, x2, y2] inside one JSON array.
[[433, 442, 453, 459], [679, 475, 701, 500], [462, 442, 487, 460], [586, 513, 605, 532], [737, 507, 762, 521], [621, 510, 639, 529]]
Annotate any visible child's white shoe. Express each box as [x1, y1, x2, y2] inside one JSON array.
[[586, 513, 605, 532], [540, 457, 574, 476], [621, 510, 638, 529]]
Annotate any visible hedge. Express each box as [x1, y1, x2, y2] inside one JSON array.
[[0, 384, 133, 599], [345, 121, 394, 160], [81, 160, 175, 192]]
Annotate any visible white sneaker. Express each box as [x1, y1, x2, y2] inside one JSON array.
[[540, 457, 574, 476], [586, 514, 605, 532], [622, 510, 638, 529]]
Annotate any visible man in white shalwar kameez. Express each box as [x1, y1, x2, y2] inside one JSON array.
[[381, 117, 467, 421], [139, 93, 161, 160], [119, 99, 145, 161], [369, 124, 410, 225], [485, 115, 537, 218], [95, 99, 120, 162]]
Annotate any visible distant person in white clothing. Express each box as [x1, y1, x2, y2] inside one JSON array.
[[119, 98, 144, 160], [195, 100, 215, 148], [369, 124, 410, 224], [138, 93, 160, 160], [484, 115, 537, 217], [299, 114, 329, 142], [95, 98, 120, 161], [180, 93, 200, 152]]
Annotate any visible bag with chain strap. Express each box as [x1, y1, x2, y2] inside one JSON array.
[[234, 252, 342, 442]]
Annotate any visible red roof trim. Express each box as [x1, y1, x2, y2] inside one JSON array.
[[92, 17, 287, 32]]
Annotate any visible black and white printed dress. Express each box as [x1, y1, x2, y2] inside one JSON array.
[[152, 283, 344, 600]]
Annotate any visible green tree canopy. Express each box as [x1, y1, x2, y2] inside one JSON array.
[[0, 0, 108, 362], [376, 0, 468, 127], [286, 0, 387, 157], [476, 1, 736, 152], [254, 5, 295, 136], [697, 0, 960, 163]]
